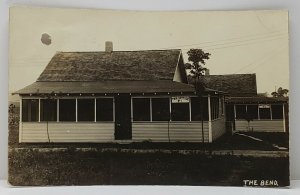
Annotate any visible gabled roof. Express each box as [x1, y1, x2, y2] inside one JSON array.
[[37, 50, 186, 82], [13, 81, 195, 95], [203, 74, 257, 96]]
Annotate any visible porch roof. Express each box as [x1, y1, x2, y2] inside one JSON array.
[[225, 96, 288, 104], [13, 81, 197, 95], [14, 81, 226, 96]]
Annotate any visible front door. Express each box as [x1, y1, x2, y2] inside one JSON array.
[[114, 94, 132, 140]]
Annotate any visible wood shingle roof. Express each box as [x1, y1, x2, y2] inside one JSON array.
[[37, 50, 184, 82], [203, 74, 257, 96]]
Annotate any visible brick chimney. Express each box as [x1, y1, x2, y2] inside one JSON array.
[[105, 41, 113, 52]]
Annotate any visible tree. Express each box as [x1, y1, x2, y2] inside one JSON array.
[[271, 87, 289, 97], [186, 49, 211, 143], [187, 49, 211, 94]]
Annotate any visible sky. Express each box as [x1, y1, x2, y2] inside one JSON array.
[[9, 7, 289, 97]]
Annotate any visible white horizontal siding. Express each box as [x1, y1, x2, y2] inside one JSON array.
[[235, 120, 285, 132], [132, 122, 209, 143], [20, 122, 114, 143], [211, 117, 226, 141]]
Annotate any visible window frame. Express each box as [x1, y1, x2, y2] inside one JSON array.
[[132, 97, 151, 122], [40, 98, 58, 122], [190, 96, 209, 121], [234, 103, 284, 121], [151, 97, 171, 122], [77, 98, 95, 122], [171, 99, 191, 121], [271, 104, 284, 119], [95, 97, 114, 122], [20, 96, 116, 123], [58, 98, 77, 122], [21, 98, 40, 122], [210, 96, 220, 120]]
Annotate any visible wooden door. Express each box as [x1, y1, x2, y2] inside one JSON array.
[[114, 94, 132, 140]]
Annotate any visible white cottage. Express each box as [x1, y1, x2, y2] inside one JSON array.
[[14, 43, 226, 143]]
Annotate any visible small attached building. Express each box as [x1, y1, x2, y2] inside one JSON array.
[[14, 46, 226, 143], [202, 74, 288, 133], [226, 97, 288, 133]]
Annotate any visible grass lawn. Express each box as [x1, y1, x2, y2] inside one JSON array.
[[8, 148, 289, 186]]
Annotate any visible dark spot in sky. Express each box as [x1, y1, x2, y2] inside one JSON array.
[[41, 33, 52, 45]]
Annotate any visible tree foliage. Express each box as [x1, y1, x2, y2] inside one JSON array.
[[9, 104, 19, 128], [271, 87, 289, 97], [186, 49, 211, 94], [187, 49, 211, 79]]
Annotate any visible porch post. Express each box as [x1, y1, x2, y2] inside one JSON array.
[[130, 96, 133, 122], [19, 97, 22, 143], [94, 98, 97, 122], [208, 95, 212, 143], [258, 104, 260, 120], [150, 98, 152, 122], [75, 98, 78, 122], [283, 103, 286, 132], [38, 98, 41, 122], [189, 97, 192, 121], [234, 104, 237, 119], [57, 99, 59, 122], [113, 97, 115, 122]]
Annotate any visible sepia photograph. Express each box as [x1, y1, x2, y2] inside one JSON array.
[[8, 7, 289, 187]]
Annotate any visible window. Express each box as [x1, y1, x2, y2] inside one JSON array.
[[191, 97, 209, 121], [77, 99, 95, 121], [133, 98, 150, 121], [246, 105, 258, 119], [259, 105, 271, 119], [221, 97, 224, 115], [152, 98, 170, 121], [59, 99, 76, 121], [225, 104, 235, 121], [171, 101, 189, 121], [210, 97, 220, 120], [235, 105, 246, 119], [22, 99, 39, 122], [40, 99, 57, 121], [271, 105, 283, 119], [96, 98, 113, 121]]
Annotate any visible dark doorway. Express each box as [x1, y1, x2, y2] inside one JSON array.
[[114, 94, 132, 140], [225, 104, 235, 132]]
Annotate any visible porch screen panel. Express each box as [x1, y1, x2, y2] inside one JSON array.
[[96, 98, 113, 121], [78, 99, 95, 121], [271, 105, 283, 119], [40, 99, 57, 121], [22, 99, 39, 122], [246, 105, 258, 119], [191, 97, 208, 121], [259, 105, 271, 119], [59, 99, 76, 121], [133, 98, 150, 121], [210, 97, 220, 120], [171, 102, 189, 121], [235, 105, 246, 119], [152, 98, 170, 121]]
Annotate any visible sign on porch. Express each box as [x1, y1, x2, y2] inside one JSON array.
[[171, 96, 190, 103], [259, 104, 271, 108]]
